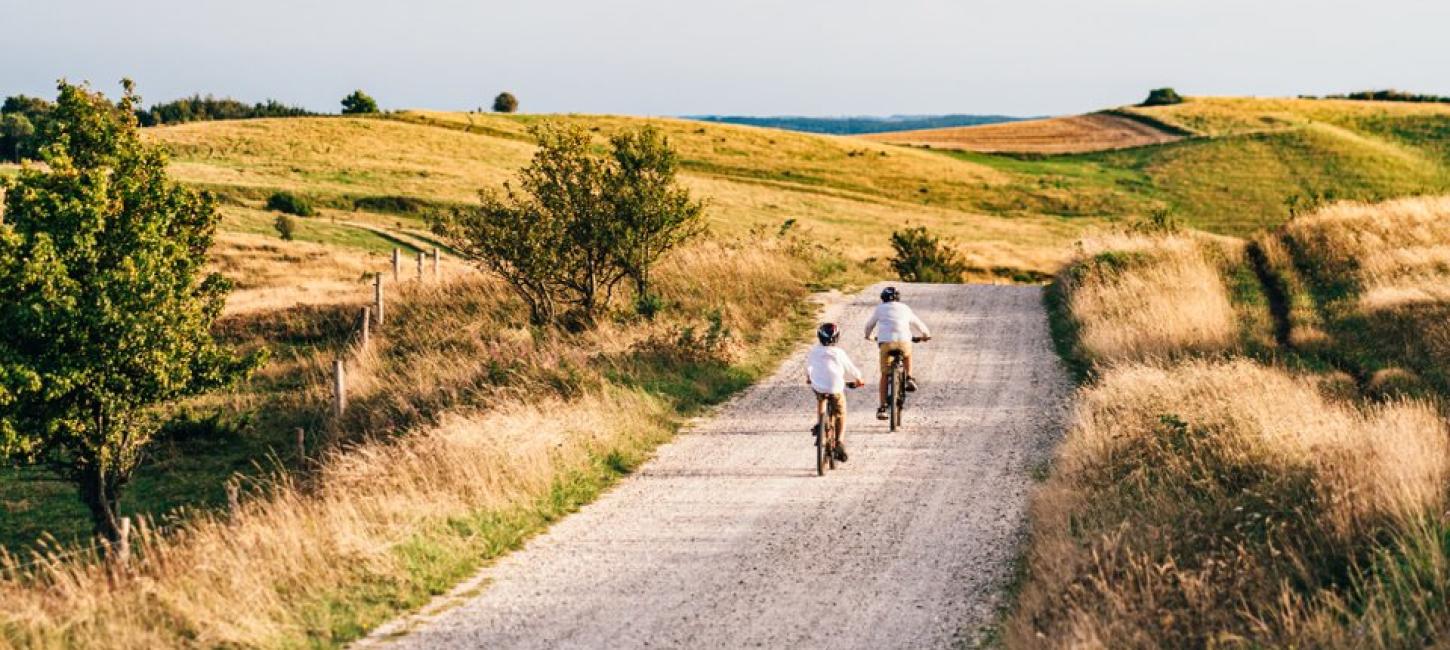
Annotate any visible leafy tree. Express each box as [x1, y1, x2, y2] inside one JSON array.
[[274, 213, 297, 240], [889, 226, 966, 283], [1141, 88, 1184, 106], [604, 126, 705, 304], [437, 123, 704, 326], [493, 92, 519, 113], [1, 94, 54, 161], [0, 80, 257, 541], [340, 90, 379, 115], [1, 113, 34, 162]]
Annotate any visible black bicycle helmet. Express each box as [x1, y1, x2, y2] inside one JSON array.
[[880, 286, 900, 302], [817, 322, 841, 345]]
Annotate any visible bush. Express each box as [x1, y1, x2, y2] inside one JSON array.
[[266, 191, 314, 216], [273, 213, 297, 241], [889, 226, 966, 283], [493, 92, 519, 113], [340, 90, 379, 115], [1141, 87, 1185, 106]]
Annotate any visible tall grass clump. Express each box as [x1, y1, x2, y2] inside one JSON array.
[[1009, 359, 1450, 648], [1279, 195, 1450, 394], [1057, 233, 1239, 365]]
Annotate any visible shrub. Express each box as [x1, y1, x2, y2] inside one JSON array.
[[340, 90, 379, 115], [1141, 87, 1185, 106], [273, 213, 297, 241], [888, 226, 966, 283], [266, 191, 314, 216], [493, 92, 519, 113]]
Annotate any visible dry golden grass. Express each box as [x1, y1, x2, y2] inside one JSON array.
[[1285, 195, 1450, 312], [1273, 195, 1450, 395], [1059, 233, 1239, 365], [863, 113, 1184, 154], [1010, 359, 1450, 648], [0, 235, 821, 648], [1124, 96, 1450, 137]]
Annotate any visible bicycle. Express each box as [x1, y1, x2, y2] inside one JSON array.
[[815, 382, 861, 476], [883, 336, 928, 432]]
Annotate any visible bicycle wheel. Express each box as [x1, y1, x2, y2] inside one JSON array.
[[826, 408, 838, 471], [816, 410, 826, 476], [888, 364, 901, 432]]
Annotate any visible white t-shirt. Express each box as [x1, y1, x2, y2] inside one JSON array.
[[806, 344, 864, 394], [864, 302, 931, 343]]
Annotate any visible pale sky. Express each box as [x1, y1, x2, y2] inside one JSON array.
[[3, 0, 1449, 117]]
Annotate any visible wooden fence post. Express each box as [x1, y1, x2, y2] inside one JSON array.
[[225, 478, 240, 513], [416, 250, 424, 281], [373, 274, 385, 326], [116, 517, 132, 566], [359, 306, 371, 348], [333, 358, 346, 417], [392, 248, 401, 282], [432, 247, 440, 280]]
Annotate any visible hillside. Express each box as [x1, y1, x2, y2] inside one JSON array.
[[145, 112, 1078, 280]]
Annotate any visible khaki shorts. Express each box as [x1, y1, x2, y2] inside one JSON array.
[[878, 340, 912, 374], [814, 391, 846, 421]]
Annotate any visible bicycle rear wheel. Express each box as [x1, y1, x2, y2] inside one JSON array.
[[816, 411, 827, 476]]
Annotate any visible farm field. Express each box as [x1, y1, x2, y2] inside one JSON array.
[[862, 111, 1187, 153]]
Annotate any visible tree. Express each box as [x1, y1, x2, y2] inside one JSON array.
[[436, 123, 704, 326], [1, 113, 34, 162], [274, 213, 297, 240], [340, 90, 379, 114], [889, 226, 967, 283], [2, 94, 53, 161], [1141, 87, 1184, 106], [493, 92, 519, 113], [604, 126, 705, 304], [0, 80, 258, 541]]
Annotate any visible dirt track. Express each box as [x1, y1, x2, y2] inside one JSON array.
[[364, 283, 1071, 649]]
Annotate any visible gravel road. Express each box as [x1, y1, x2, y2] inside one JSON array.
[[365, 283, 1072, 649]]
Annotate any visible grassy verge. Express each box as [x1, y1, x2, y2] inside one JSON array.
[[1012, 202, 1450, 647]]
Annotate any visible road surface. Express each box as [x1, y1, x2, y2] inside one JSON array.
[[364, 283, 1072, 649]]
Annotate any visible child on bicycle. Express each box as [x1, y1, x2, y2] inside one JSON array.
[[863, 286, 931, 420], [805, 323, 865, 462]]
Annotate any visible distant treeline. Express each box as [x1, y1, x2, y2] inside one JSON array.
[[1312, 89, 1450, 104], [136, 95, 314, 126], [2, 92, 317, 161], [685, 114, 1025, 135]]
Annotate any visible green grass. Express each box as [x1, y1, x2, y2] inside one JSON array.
[[222, 207, 422, 254]]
